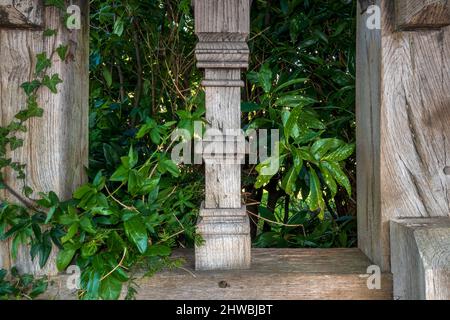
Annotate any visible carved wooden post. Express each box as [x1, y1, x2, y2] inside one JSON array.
[[193, 0, 251, 270], [357, 0, 450, 299], [0, 0, 89, 275]]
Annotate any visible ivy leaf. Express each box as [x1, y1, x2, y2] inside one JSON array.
[[56, 44, 68, 61], [80, 216, 96, 234], [15, 96, 44, 121], [145, 244, 171, 257], [61, 224, 79, 243], [85, 270, 101, 300], [110, 165, 129, 182], [8, 137, 24, 151], [45, 206, 57, 224], [23, 186, 33, 197], [73, 184, 92, 199], [56, 248, 76, 271], [43, 29, 57, 37], [100, 275, 123, 300], [128, 146, 138, 168], [124, 216, 148, 254], [42, 74, 63, 93], [35, 53, 51, 75], [21, 80, 41, 96], [159, 159, 180, 177], [127, 170, 144, 195]]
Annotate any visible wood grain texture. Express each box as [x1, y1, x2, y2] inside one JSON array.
[[196, 207, 250, 270], [0, 1, 89, 275], [194, 0, 251, 270], [390, 218, 450, 300], [0, 0, 43, 28], [395, 0, 450, 30], [356, 0, 450, 272], [40, 249, 393, 300]]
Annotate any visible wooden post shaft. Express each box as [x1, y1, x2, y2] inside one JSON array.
[[193, 0, 251, 270]]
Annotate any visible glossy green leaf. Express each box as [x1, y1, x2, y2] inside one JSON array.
[[307, 168, 325, 219], [323, 143, 355, 162], [319, 163, 337, 197], [124, 216, 148, 254], [281, 167, 298, 196], [321, 161, 352, 196], [56, 248, 76, 271], [145, 244, 171, 257], [100, 275, 123, 300], [311, 138, 344, 160]]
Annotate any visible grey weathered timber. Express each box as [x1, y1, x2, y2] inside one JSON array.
[[357, 0, 450, 272], [193, 0, 251, 270], [395, 0, 450, 30], [41, 249, 393, 300], [391, 218, 450, 300], [0, 0, 43, 28], [0, 1, 89, 275]]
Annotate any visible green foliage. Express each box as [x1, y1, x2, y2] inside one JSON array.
[[0, 268, 48, 300], [0, 0, 358, 300], [243, 0, 357, 246]]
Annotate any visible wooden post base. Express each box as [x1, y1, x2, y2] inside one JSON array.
[[390, 217, 450, 300], [195, 207, 251, 271]]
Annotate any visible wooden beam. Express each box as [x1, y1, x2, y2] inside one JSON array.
[[193, 0, 251, 270], [0, 1, 89, 275], [391, 218, 450, 300], [0, 0, 44, 29], [395, 0, 450, 30], [356, 0, 450, 272], [41, 249, 393, 300]]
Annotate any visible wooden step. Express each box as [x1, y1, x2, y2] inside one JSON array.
[[42, 249, 393, 300]]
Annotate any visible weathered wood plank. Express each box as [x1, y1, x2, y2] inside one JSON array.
[[0, 0, 43, 28], [395, 0, 450, 30], [391, 218, 450, 300], [356, 0, 383, 272], [357, 0, 450, 272], [0, 1, 89, 275], [41, 249, 393, 300]]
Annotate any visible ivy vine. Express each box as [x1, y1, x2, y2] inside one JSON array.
[[0, 3, 197, 300]]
